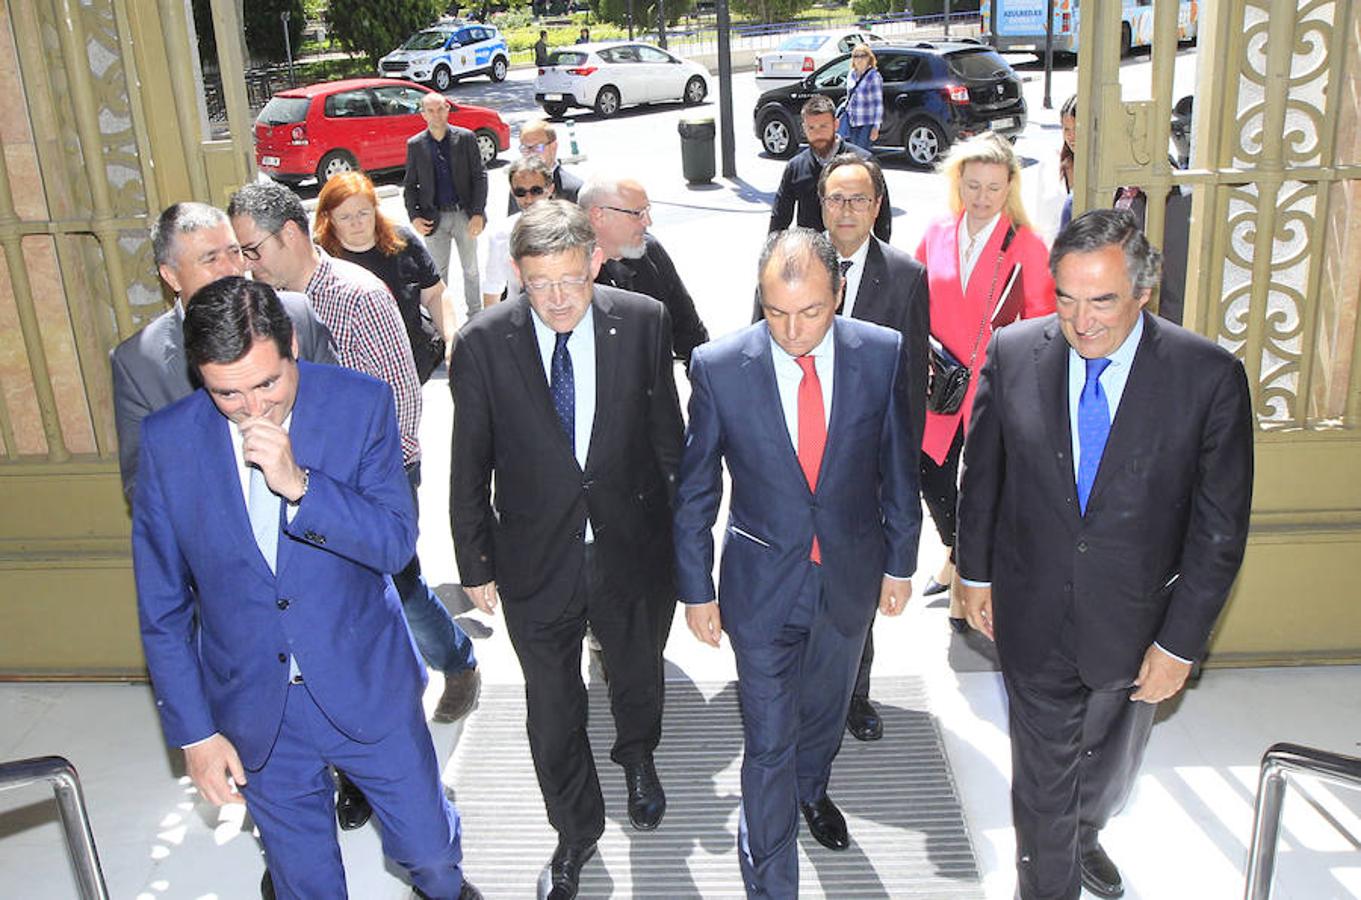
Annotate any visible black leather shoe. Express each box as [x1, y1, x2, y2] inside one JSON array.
[[546, 840, 597, 900], [845, 695, 883, 741], [800, 795, 850, 850], [623, 757, 666, 830], [261, 870, 275, 900], [433, 667, 481, 723], [1080, 844, 1125, 898], [924, 577, 950, 596], [335, 771, 372, 831], [457, 880, 484, 900], [949, 616, 970, 634]]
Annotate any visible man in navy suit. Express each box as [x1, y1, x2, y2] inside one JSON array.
[[132, 277, 479, 899], [673, 229, 921, 898]]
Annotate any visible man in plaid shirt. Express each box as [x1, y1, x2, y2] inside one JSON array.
[[228, 182, 482, 820]]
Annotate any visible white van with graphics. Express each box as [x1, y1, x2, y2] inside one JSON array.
[[380, 24, 511, 91]]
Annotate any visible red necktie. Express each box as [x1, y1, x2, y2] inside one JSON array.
[[796, 355, 827, 564]]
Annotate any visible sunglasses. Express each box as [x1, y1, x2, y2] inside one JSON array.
[[512, 185, 548, 198]]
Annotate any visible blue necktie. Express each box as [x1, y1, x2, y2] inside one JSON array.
[[247, 465, 279, 572], [1076, 357, 1113, 514], [551, 331, 574, 452]]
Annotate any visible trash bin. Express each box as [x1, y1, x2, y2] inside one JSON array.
[[678, 116, 716, 184]]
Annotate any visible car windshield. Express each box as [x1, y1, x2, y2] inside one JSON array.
[[257, 96, 309, 125], [401, 30, 451, 51], [946, 48, 1014, 81], [548, 51, 588, 66], [778, 35, 829, 51]]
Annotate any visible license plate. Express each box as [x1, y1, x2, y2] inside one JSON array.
[[261, 156, 281, 167], [543, 93, 563, 101], [990, 118, 1014, 130]]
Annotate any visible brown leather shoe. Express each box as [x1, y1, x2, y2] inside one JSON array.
[[433, 667, 481, 723]]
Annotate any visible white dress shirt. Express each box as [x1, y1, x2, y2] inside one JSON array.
[[835, 236, 873, 320], [958, 212, 1002, 290], [770, 325, 834, 450]]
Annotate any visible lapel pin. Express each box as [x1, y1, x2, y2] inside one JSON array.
[[609, 327, 617, 335]]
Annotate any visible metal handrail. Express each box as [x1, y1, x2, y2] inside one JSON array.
[[0, 756, 109, 899], [1244, 742, 1361, 900]]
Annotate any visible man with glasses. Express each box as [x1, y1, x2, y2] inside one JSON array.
[[405, 91, 488, 321], [770, 95, 892, 243], [579, 176, 709, 367], [228, 180, 482, 733], [449, 201, 684, 900], [506, 118, 582, 215], [482, 156, 557, 310]]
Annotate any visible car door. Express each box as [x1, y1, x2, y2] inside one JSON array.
[[636, 44, 685, 102], [322, 88, 379, 166], [598, 46, 646, 104], [875, 52, 921, 140], [369, 84, 430, 170]]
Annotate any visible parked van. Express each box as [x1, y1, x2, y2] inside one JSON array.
[[379, 24, 511, 91]]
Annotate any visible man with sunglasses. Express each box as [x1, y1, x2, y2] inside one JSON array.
[[579, 176, 709, 368], [506, 119, 583, 215], [450, 201, 684, 900], [482, 156, 556, 310]]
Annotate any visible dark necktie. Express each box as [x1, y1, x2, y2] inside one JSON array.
[[1076, 357, 1113, 514], [551, 332, 575, 452], [796, 355, 827, 563], [835, 258, 853, 315]]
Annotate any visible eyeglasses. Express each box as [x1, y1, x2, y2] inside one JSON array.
[[822, 194, 875, 212], [523, 274, 592, 298], [512, 185, 548, 198], [240, 228, 283, 262], [519, 142, 549, 155], [601, 204, 651, 219]]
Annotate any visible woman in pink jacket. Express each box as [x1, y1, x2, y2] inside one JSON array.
[[915, 131, 1056, 631]]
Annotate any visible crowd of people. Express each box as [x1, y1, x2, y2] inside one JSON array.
[[113, 81, 1253, 900]]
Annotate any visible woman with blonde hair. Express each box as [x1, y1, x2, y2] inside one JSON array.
[[915, 131, 1056, 631], [314, 170, 451, 382], [841, 43, 883, 150]]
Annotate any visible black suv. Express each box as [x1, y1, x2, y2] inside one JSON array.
[[753, 41, 1027, 167]]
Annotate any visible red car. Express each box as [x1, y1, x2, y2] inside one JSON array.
[[254, 78, 510, 185]]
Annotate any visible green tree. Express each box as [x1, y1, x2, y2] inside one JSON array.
[[326, 0, 448, 65], [727, 0, 815, 25], [590, 0, 697, 31], [193, 0, 306, 67]]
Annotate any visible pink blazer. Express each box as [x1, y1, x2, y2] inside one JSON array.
[[915, 213, 1056, 463]]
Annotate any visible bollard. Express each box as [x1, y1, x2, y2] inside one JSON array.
[[561, 119, 586, 163]]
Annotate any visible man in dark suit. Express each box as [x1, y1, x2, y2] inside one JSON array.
[[674, 229, 921, 898], [580, 176, 709, 367], [133, 277, 479, 899], [111, 202, 335, 503], [819, 153, 929, 743], [405, 91, 488, 320], [449, 201, 684, 900], [956, 209, 1254, 900], [506, 119, 583, 215], [769, 96, 891, 243]]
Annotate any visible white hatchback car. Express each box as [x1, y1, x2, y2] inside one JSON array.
[[754, 30, 886, 89], [535, 42, 711, 118], [379, 23, 511, 91]]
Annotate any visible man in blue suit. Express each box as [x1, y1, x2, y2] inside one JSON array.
[[132, 277, 479, 899], [673, 229, 921, 898]]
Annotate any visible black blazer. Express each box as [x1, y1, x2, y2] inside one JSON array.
[[448, 287, 685, 617], [506, 162, 583, 215], [595, 234, 709, 366], [768, 137, 891, 243], [956, 312, 1254, 687], [403, 127, 488, 223]]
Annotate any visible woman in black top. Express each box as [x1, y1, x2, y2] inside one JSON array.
[[315, 171, 452, 381]]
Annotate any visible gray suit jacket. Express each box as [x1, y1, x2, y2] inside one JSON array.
[[110, 291, 336, 502]]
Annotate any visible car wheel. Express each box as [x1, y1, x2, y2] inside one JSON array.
[[683, 75, 707, 105], [474, 129, 499, 165], [594, 85, 621, 117], [542, 101, 569, 118], [902, 119, 946, 168], [432, 65, 452, 92], [759, 108, 798, 159], [316, 149, 358, 183], [490, 56, 508, 82]]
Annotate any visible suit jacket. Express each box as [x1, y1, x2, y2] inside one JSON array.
[[110, 292, 336, 502], [956, 313, 1254, 688], [133, 362, 421, 770], [403, 127, 489, 224], [673, 318, 921, 645], [916, 213, 1056, 463], [448, 287, 684, 618], [768, 137, 891, 243], [595, 234, 709, 365], [506, 161, 583, 215]]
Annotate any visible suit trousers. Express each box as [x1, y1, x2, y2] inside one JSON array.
[[502, 543, 663, 845], [244, 682, 464, 899], [731, 564, 866, 899], [1001, 603, 1156, 900], [426, 208, 481, 320]]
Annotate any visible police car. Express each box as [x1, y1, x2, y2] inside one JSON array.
[[380, 24, 511, 91]]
